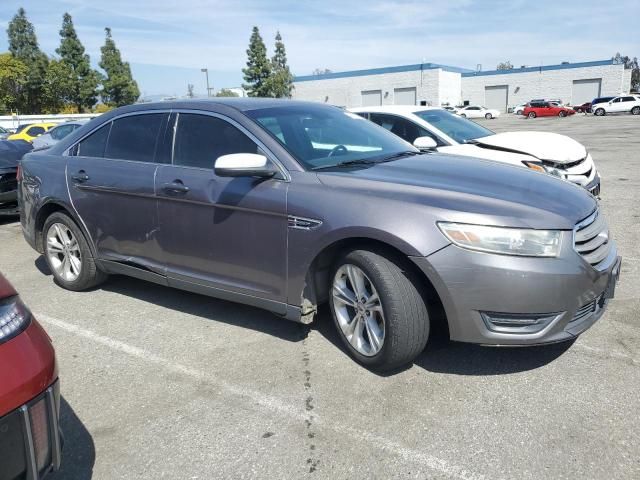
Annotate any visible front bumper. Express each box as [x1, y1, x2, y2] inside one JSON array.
[[0, 381, 61, 480], [413, 239, 620, 345]]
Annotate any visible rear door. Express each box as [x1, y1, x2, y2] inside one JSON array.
[[66, 111, 169, 272], [155, 111, 289, 307]]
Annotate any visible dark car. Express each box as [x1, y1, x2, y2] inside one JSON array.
[[0, 272, 62, 478], [19, 99, 621, 370], [0, 140, 33, 216], [573, 102, 592, 113], [591, 96, 616, 108]]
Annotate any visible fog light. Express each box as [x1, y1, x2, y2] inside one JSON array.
[[29, 399, 51, 473], [480, 311, 562, 334]]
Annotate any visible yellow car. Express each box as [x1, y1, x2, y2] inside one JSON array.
[[8, 122, 58, 142]]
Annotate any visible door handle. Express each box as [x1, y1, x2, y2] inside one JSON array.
[[161, 181, 190, 194], [71, 171, 90, 183]]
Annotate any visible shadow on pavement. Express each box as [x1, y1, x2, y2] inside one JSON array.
[[49, 397, 95, 480]]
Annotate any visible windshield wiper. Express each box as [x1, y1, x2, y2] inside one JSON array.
[[312, 158, 379, 170], [377, 150, 421, 162]]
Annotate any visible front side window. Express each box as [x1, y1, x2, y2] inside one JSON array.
[[173, 114, 259, 169], [76, 123, 111, 157], [246, 105, 418, 170], [414, 109, 493, 144], [105, 114, 165, 163]]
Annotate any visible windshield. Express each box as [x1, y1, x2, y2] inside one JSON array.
[[413, 109, 494, 144], [246, 105, 418, 170]]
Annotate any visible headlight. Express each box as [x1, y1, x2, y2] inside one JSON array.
[[0, 297, 31, 344], [522, 161, 563, 178], [438, 222, 562, 257]]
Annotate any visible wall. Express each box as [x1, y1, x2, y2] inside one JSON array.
[[0, 113, 100, 131], [461, 63, 626, 108]]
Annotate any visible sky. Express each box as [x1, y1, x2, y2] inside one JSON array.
[[1, 0, 638, 98]]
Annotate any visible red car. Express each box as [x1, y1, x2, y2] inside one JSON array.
[[523, 101, 576, 118], [0, 273, 61, 479]]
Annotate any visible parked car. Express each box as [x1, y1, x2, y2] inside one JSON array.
[[442, 106, 459, 113], [572, 102, 592, 113], [20, 99, 621, 370], [8, 123, 58, 143], [32, 120, 89, 150], [0, 126, 10, 140], [511, 104, 527, 115], [523, 101, 575, 118], [0, 272, 62, 478], [350, 106, 601, 195], [592, 95, 640, 116], [0, 140, 33, 216], [457, 105, 500, 119], [590, 96, 616, 108]]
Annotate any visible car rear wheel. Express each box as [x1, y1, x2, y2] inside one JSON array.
[[43, 212, 107, 291], [527, 112, 537, 118], [631, 106, 640, 115], [558, 111, 567, 117], [460, 113, 466, 118], [484, 113, 492, 119], [329, 249, 430, 371], [516, 110, 523, 115], [595, 108, 605, 116]]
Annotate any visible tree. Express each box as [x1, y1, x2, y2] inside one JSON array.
[[267, 31, 294, 98], [99, 28, 140, 106], [41, 59, 75, 113], [312, 68, 333, 75], [0, 53, 28, 113], [612, 52, 640, 91], [215, 88, 239, 97], [6, 8, 48, 113], [496, 61, 514, 70], [56, 13, 100, 112], [242, 26, 272, 97]]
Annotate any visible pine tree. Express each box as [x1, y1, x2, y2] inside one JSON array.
[[99, 28, 140, 106], [6, 8, 48, 113], [268, 31, 294, 98], [242, 26, 272, 97], [56, 13, 100, 112]]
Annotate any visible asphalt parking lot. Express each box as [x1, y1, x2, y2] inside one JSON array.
[[1, 113, 639, 480]]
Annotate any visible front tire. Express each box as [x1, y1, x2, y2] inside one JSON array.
[[460, 113, 466, 118], [43, 212, 107, 291], [631, 106, 640, 115], [559, 110, 567, 117], [528, 112, 537, 118], [485, 113, 492, 119], [329, 249, 430, 371], [595, 108, 605, 116]]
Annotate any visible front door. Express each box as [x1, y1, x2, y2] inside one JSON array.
[[155, 112, 289, 308], [66, 112, 169, 272]]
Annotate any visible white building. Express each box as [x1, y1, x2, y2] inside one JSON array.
[[292, 60, 631, 112]]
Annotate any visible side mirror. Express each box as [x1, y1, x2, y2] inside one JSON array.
[[413, 136, 437, 150], [214, 153, 277, 178]]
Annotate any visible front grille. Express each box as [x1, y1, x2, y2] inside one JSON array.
[[0, 172, 17, 194], [574, 209, 612, 267], [569, 295, 605, 325], [544, 156, 586, 170]]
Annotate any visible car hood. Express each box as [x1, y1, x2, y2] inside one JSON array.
[[473, 131, 587, 163], [316, 153, 596, 230], [0, 140, 32, 169]]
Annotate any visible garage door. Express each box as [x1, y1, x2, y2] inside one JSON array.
[[572, 79, 602, 105], [394, 87, 417, 105], [361, 90, 382, 107], [485, 85, 508, 112]]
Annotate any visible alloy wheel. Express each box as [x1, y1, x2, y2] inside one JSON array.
[[46, 223, 82, 282], [332, 264, 385, 357]]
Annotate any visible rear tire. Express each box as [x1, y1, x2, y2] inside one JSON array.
[[460, 113, 466, 118], [528, 112, 537, 118], [631, 106, 640, 115], [329, 249, 430, 371], [43, 212, 107, 291], [484, 113, 492, 119], [559, 111, 567, 117], [516, 110, 523, 115], [595, 108, 605, 116]]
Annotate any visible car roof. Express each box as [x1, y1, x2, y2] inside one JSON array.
[[28, 122, 58, 128], [131, 98, 330, 113], [349, 105, 443, 114]]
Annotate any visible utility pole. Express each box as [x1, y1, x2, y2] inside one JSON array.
[[201, 68, 212, 97]]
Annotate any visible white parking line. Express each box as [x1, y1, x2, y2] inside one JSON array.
[[37, 313, 488, 480]]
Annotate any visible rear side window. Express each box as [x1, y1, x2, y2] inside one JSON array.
[[77, 123, 111, 157], [27, 126, 45, 136], [105, 114, 165, 163], [173, 114, 258, 169], [50, 124, 75, 140], [369, 113, 441, 146]]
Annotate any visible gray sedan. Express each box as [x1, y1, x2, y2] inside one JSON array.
[[19, 99, 621, 371]]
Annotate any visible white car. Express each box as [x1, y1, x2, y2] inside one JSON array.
[[457, 105, 500, 119], [592, 95, 640, 116], [349, 105, 601, 195], [511, 104, 527, 115], [31, 120, 88, 150]]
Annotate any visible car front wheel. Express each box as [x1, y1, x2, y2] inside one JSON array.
[[528, 112, 537, 118], [559, 111, 567, 117], [484, 113, 492, 119], [631, 106, 640, 115], [329, 249, 430, 371], [43, 212, 107, 291], [595, 108, 605, 116]]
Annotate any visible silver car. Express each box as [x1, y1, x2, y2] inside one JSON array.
[[19, 99, 621, 371]]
